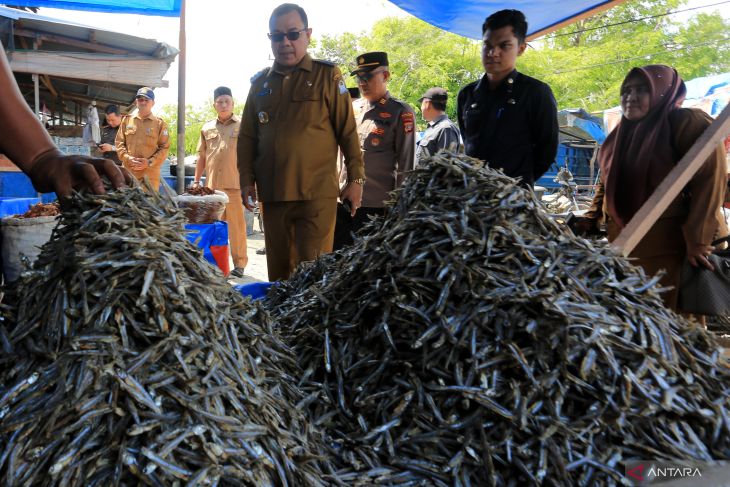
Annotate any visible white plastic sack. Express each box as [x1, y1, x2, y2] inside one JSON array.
[[1, 215, 58, 282]]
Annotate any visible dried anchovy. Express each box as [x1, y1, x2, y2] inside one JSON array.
[[0, 183, 342, 486], [267, 152, 730, 486]]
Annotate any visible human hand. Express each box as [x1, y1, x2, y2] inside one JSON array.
[[570, 216, 598, 236], [340, 182, 363, 217], [129, 157, 148, 171], [27, 149, 131, 198], [242, 186, 257, 211], [687, 242, 715, 271], [98, 143, 114, 152]]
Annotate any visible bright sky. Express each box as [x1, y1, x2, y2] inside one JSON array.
[[40, 0, 408, 108]]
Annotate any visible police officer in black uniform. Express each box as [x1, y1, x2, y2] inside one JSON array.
[[457, 9, 558, 187], [98, 104, 122, 165]]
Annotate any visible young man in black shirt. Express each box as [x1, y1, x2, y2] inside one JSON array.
[[457, 9, 558, 187]]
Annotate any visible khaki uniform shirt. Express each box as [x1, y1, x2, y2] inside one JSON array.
[[197, 115, 241, 190], [237, 54, 364, 202], [351, 92, 416, 208], [115, 113, 170, 177]]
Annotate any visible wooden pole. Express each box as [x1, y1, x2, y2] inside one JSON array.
[[611, 104, 730, 256], [176, 0, 186, 194]]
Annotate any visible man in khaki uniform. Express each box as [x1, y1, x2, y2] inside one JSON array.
[[237, 3, 364, 281], [333, 51, 416, 250], [194, 86, 248, 278], [116, 87, 170, 191]]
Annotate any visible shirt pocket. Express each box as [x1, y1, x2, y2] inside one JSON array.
[[124, 125, 137, 136], [463, 109, 482, 135], [364, 121, 390, 152], [291, 88, 322, 122]]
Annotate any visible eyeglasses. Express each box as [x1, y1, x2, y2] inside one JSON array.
[[356, 70, 385, 83], [268, 29, 307, 42]]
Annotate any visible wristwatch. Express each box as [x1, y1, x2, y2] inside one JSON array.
[[349, 178, 365, 185]]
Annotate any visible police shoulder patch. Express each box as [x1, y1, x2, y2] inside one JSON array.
[[250, 67, 270, 83], [338, 79, 348, 95]]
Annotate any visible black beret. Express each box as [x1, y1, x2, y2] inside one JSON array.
[[214, 86, 232, 100]]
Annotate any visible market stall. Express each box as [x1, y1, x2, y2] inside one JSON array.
[[0, 5, 178, 209]]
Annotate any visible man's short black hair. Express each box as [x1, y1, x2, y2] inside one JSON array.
[[270, 3, 308, 31], [105, 104, 120, 115], [431, 100, 447, 111], [482, 9, 528, 43]]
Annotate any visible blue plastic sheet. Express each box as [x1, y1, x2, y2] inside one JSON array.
[[10, 0, 180, 16], [234, 282, 274, 301], [387, 0, 623, 39], [184, 221, 229, 271]]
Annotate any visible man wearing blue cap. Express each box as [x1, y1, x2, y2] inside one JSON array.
[[115, 87, 170, 191]]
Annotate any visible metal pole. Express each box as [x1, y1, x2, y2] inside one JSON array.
[[33, 39, 39, 119], [176, 0, 186, 194]]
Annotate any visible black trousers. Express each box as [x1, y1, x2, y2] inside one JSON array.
[[333, 204, 385, 251]]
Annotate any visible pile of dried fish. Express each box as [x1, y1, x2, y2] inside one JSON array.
[[267, 153, 730, 485], [0, 185, 335, 485], [17, 202, 60, 218]]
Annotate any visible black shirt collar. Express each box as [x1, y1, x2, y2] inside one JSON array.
[[474, 69, 518, 93]]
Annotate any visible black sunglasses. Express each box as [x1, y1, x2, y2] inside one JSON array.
[[356, 70, 384, 83], [268, 29, 306, 42]]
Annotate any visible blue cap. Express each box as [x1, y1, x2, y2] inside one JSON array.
[[136, 87, 155, 100]]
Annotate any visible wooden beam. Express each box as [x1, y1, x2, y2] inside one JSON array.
[[41, 74, 57, 98], [528, 0, 628, 40], [13, 27, 131, 55], [612, 104, 730, 256]]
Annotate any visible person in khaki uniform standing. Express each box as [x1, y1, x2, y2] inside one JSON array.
[[115, 87, 170, 191], [238, 3, 364, 281], [333, 51, 416, 251], [194, 86, 248, 278]]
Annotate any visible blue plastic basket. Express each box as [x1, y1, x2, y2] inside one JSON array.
[[234, 282, 273, 300]]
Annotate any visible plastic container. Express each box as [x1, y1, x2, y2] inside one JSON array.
[[1, 215, 57, 282]]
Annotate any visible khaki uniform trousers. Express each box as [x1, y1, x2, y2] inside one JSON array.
[[126, 166, 161, 192], [221, 189, 248, 269], [262, 199, 336, 281]]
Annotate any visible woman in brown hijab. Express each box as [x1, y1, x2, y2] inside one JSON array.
[[582, 64, 727, 310]]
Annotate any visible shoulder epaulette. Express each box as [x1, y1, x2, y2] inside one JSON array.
[[313, 59, 336, 67], [391, 97, 414, 110], [250, 67, 270, 83]]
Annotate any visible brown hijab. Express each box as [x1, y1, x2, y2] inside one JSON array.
[[599, 65, 687, 227]]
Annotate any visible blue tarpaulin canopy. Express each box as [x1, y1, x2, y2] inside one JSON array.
[[387, 0, 626, 39], [7, 0, 180, 17]]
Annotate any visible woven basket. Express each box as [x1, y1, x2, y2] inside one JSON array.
[[175, 190, 229, 223]]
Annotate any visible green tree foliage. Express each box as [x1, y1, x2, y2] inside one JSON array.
[[312, 0, 730, 114]]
